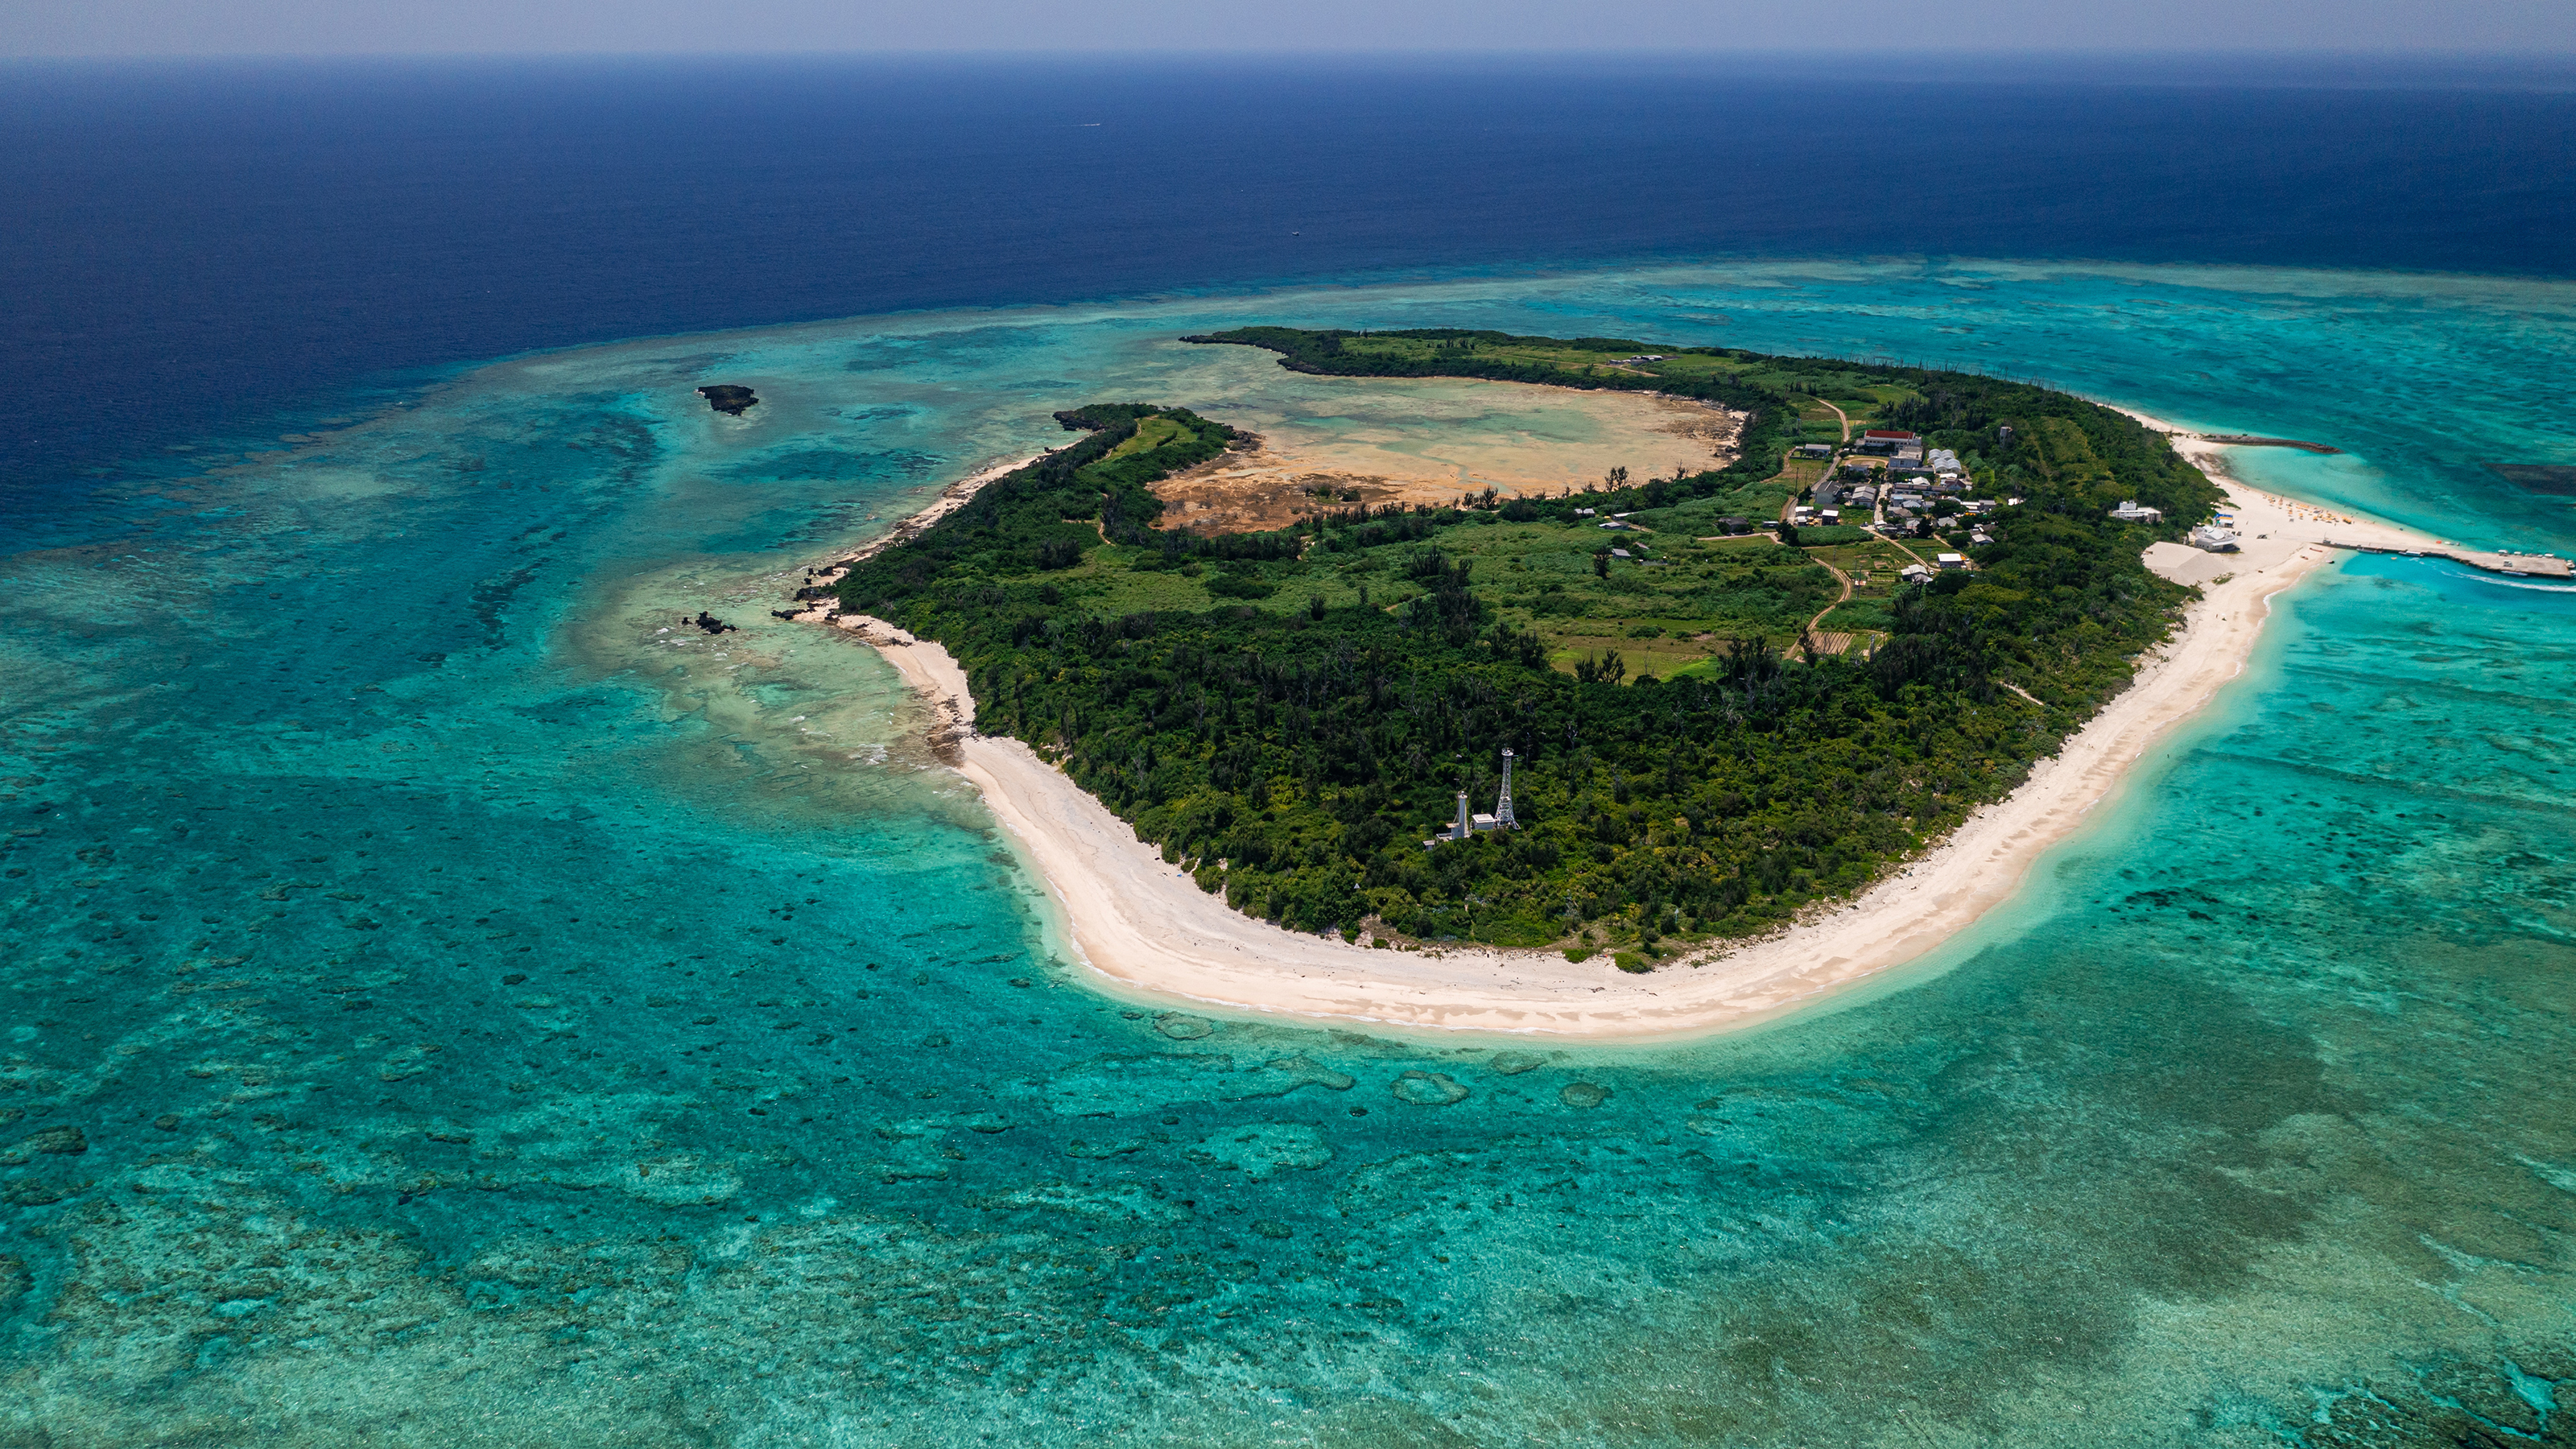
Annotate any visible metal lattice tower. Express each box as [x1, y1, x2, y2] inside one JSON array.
[[1495, 749, 1517, 828]]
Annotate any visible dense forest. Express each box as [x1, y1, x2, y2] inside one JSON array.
[[833, 331, 2223, 964]]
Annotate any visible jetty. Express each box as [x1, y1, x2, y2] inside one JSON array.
[[2327, 539, 2573, 580], [2200, 434, 2342, 454]]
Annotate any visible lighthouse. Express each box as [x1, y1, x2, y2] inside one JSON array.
[[1425, 750, 1518, 847]]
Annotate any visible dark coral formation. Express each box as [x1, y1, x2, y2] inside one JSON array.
[[697, 384, 758, 416]]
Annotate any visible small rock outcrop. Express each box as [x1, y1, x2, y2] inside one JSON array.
[[696, 385, 758, 416]]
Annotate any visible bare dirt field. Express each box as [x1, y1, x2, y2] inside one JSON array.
[[1152, 378, 1742, 534]]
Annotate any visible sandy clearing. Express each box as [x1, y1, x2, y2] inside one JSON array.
[[1154, 381, 1744, 534]]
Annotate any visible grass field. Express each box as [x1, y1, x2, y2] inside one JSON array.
[[1103, 414, 1188, 460], [1049, 506, 1860, 679]]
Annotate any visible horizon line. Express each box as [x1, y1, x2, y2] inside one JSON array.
[[8, 46, 2576, 63]]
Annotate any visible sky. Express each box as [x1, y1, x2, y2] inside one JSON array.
[[4, 0, 2571, 58]]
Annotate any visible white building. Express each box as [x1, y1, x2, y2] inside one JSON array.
[[2109, 500, 2164, 523]]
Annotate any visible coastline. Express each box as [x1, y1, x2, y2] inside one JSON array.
[[821, 419, 2451, 1040]]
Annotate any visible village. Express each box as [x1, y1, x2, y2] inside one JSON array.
[[1785, 423, 2265, 584]]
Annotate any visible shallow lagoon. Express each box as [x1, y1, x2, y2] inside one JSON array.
[[3, 259, 2573, 1445]]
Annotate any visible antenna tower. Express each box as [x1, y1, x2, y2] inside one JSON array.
[[1495, 749, 1517, 828]]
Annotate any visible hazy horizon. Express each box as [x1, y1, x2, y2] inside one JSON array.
[[7, 0, 2570, 60]]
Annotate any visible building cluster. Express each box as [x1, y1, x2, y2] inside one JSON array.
[[1805, 474, 1876, 527], [1812, 430, 2013, 537], [1880, 471, 1975, 533]]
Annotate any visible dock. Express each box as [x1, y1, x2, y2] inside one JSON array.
[[2327, 540, 2573, 580]]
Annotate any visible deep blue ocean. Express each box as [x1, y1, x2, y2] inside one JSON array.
[[3, 59, 2574, 1447]]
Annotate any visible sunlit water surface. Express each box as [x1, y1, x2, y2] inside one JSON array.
[[5, 260, 2574, 1447]]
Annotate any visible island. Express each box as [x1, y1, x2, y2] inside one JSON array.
[[697, 383, 759, 416], [819, 330, 2227, 983]]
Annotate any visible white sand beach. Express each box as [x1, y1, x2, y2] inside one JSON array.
[[821, 417, 2458, 1040]]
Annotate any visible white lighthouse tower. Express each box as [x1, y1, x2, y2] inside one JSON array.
[[1426, 751, 1518, 848]]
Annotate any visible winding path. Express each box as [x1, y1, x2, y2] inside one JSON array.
[[1804, 558, 1854, 637], [1818, 397, 1853, 441]]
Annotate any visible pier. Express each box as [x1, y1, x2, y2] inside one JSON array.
[[2327, 540, 2573, 580], [2200, 434, 2343, 454]]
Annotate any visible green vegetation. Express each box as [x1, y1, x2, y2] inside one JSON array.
[[834, 332, 2222, 959]]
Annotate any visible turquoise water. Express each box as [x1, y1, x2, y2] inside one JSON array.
[[5, 260, 2574, 1445]]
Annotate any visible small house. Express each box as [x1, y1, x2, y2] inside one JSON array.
[[2109, 500, 2164, 523], [1937, 552, 1967, 570]]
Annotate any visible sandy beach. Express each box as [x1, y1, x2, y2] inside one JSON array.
[[823, 416, 2457, 1040]]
